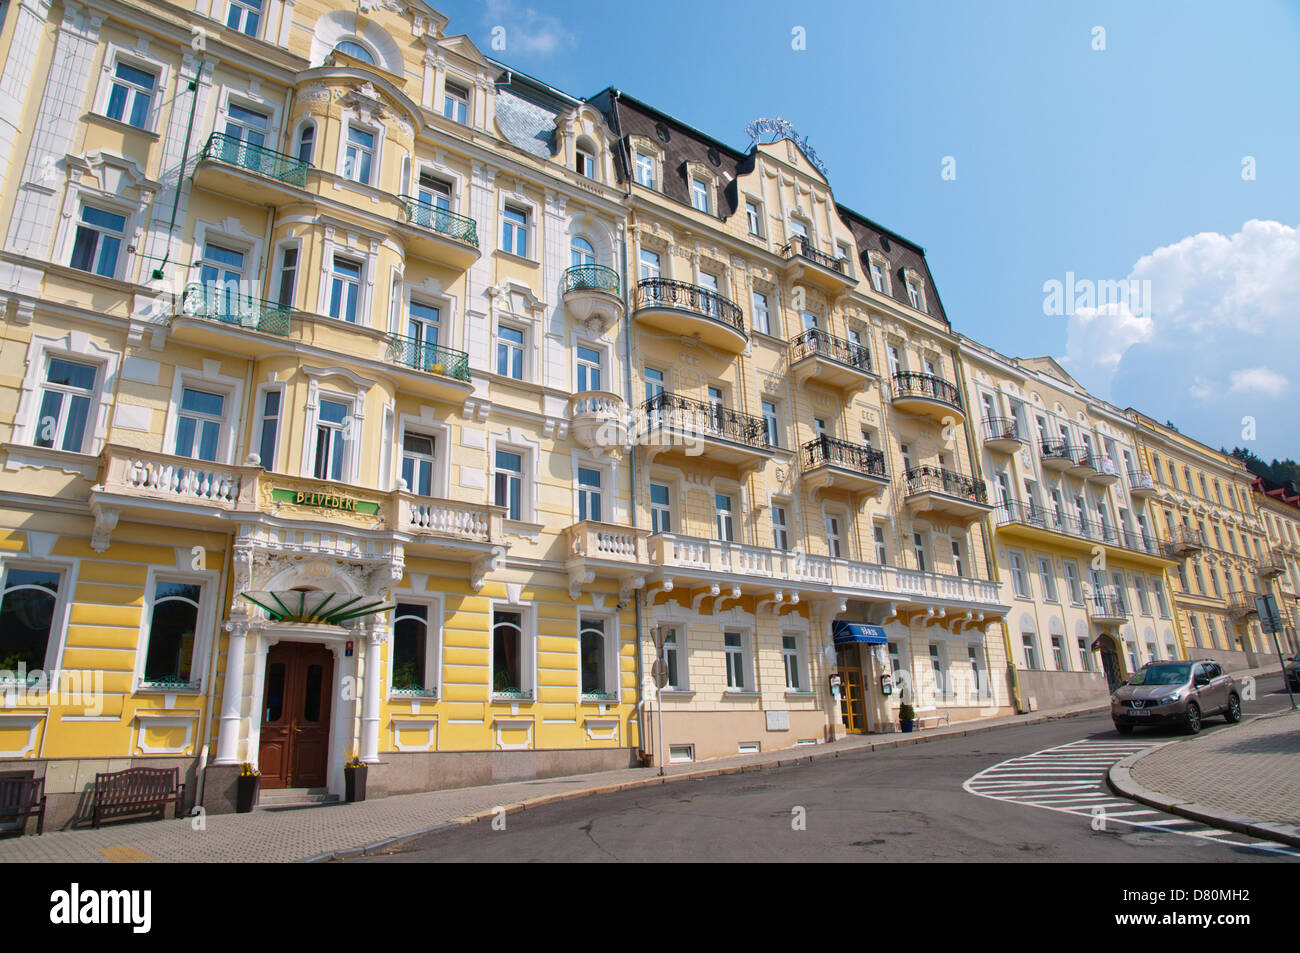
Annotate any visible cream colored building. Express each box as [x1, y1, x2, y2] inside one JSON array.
[[1248, 476, 1300, 656]]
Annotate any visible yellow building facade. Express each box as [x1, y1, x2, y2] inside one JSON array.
[[1250, 476, 1300, 657]]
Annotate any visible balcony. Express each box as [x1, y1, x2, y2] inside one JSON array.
[[565, 521, 650, 599], [1087, 592, 1130, 625], [780, 236, 855, 293], [633, 278, 747, 353], [397, 196, 480, 269], [1087, 455, 1121, 486], [981, 416, 1025, 453], [1227, 589, 1261, 620], [891, 372, 964, 424], [1128, 469, 1158, 499], [1166, 527, 1207, 557], [993, 499, 1171, 563], [640, 391, 772, 470], [903, 466, 991, 525], [170, 284, 292, 356], [800, 435, 888, 498], [562, 264, 623, 331], [385, 333, 473, 401], [1067, 445, 1099, 478], [788, 328, 876, 390], [1258, 550, 1286, 578], [1039, 439, 1075, 472], [191, 132, 312, 205], [568, 391, 627, 451]]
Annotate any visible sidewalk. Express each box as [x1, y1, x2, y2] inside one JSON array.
[[1109, 708, 1300, 848], [0, 698, 1105, 863]]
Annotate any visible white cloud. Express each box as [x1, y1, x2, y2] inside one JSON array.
[[1061, 219, 1300, 456], [481, 0, 575, 57], [1229, 367, 1289, 397]]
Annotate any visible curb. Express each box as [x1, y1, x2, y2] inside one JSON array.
[[302, 702, 1109, 862], [1106, 714, 1300, 849]]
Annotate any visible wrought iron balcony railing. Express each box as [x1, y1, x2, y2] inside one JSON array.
[[1039, 439, 1074, 465], [788, 328, 873, 373], [1128, 469, 1157, 493], [176, 283, 291, 336], [994, 499, 1163, 556], [398, 196, 479, 247], [1165, 527, 1208, 556], [642, 391, 770, 449], [1088, 593, 1129, 621], [563, 264, 620, 295], [634, 278, 745, 334], [904, 465, 988, 504], [801, 435, 887, 479], [386, 333, 471, 382], [780, 236, 848, 275], [982, 416, 1021, 443], [197, 132, 311, 187], [892, 371, 962, 409]]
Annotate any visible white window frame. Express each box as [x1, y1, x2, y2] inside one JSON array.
[[723, 628, 754, 693], [224, 0, 264, 37], [341, 119, 380, 187], [0, 556, 77, 684], [498, 194, 537, 261], [66, 197, 132, 281], [163, 367, 243, 467], [490, 432, 540, 525], [649, 479, 673, 535], [388, 595, 444, 699], [867, 252, 891, 295], [15, 333, 119, 458], [297, 371, 366, 485], [396, 415, 450, 498], [490, 601, 536, 700], [441, 76, 471, 125], [929, 642, 952, 699], [94, 45, 168, 133], [133, 565, 218, 694], [782, 631, 808, 693], [494, 319, 528, 381], [659, 625, 687, 692], [1009, 550, 1030, 599], [579, 612, 619, 701], [253, 382, 284, 471], [744, 197, 765, 238]]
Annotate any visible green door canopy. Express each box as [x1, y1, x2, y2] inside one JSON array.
[[239, 590, 393, 626]]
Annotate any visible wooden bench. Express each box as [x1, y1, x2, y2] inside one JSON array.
[[92, 766, 184, 829], [0, 777, 46, 835], [912, 707, 951, 730]]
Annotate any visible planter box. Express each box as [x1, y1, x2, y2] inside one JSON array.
[[344, 764, 368, 803], [235, 774, 260, 813], [899, 721, 914, 733]]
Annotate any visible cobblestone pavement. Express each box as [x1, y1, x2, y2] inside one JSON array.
[[0, 702, 1104, 863], [1130, 710, 1300, 826]]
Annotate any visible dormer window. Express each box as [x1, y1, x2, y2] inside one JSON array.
[[443, 81, 469, 124], [576, 137, 597, 179], [905, 273, 926, 312], [635, 152, 655, 188], [745, 200, 763, 237], [690, 178, 710, 213], [867, 252, 890, 294]]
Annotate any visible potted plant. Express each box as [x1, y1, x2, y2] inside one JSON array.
[[898, 703, 916, 733], [344, 755, 367, 803], [236, 762, 260, 813]]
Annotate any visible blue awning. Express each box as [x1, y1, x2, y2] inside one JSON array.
[[832, 621, 888, 645]]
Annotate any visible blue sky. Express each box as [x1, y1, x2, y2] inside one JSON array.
[[440, 0, 1300, 460]]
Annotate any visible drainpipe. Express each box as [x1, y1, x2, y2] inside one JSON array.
[[154, 59, 205, 281]]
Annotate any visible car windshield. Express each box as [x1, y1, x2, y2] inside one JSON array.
[[1127, 663, 1192, 686]]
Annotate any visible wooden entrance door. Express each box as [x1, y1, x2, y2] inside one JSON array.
[[835, 646, 867, 733], [258, 642, 334, 789], [1099, 639, 1121, 693]]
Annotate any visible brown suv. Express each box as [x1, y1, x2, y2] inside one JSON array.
[[1111, 660, 1242, 735]]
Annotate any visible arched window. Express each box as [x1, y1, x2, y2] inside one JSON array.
[[580, 617, 607, 697], [295, 120, 315, 165], [0, 567, 60, 673], [570, 236, 595, 268], [142, 581, 201, 686], [334, 39, 375, 64], [492, 609, 525, 696]]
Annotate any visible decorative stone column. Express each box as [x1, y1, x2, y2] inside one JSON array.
[[360, 620, 384, 763], [214, 618, 252, 764]]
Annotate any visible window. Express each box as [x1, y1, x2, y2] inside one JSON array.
[[716, 493, 735, 542], [327, 256, 362, 323], [724, 631, 746, 689], [1037, 557, 1058, 602], [577, 467, 602, 522], [644, 366, 665, 402], [1063, 561, 1083, 604], [501, 205, 529, 257], [294, 122, 315, 165], [761, 400, 780, 447], [418, 172, 453, 212], [952, 540, 965, 576], [492, 609, 528, 696], [570, 236, 595, 268], [661, 627, 682, 690], [638, 248, 661, 280], [255, 389, 281, 470], [929, 644, 949, 697], [746, 200, 763, 237], [690, 178, 710, 212], [494, 450, 524, 521], [1078, 638, 1094, 672], [313, 398, 349, 481], [496, 325, 524, 379], [34, 358, 96, 453], [576, 145, 596, 179], [905, 275, 924, 310], [344, 125, 376, 185], [142, 581, 202, 688], [0, 566, 62, 676], [968, 645, 985, 696], [1188, 614, 1202, 647], [1022, 633, 1040, 669], [580, 617, 610, 697], [401, 432, 436, 497], [225, 103, 269, 147], [782, 635, 803, 691], [275, 246, 298, 309], [70, 205, 126, 278], [869, 258, 887, 293], [576, 345, 602, 392], [200, 242, 245, 299], [887, 345, 902, 377], [175, 387, 225, 462], [1052, 635, 1069, 671], [888, 641, 902, 681], [226, 0, 263, 36], [634, 152, 655, 188], [408, 301, 440, 352], [1134, 576, 1151, 615], [1009, 551, 1030, 598], [788, 218, 808, 240], [772, 505, 789, 551], [443, 81, 469, 124], [802, 310, 819, 331], [874, 525, 888, 564], [751, 290, 771, 335], [913, 533, 927, 571], [391, 603, 435, 694], [650, 483, 671, 534], [105, 60, 156, 129], [826, 516, 843, 558]]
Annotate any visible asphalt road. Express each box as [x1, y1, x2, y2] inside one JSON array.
[[352, 673, 1299, 863]]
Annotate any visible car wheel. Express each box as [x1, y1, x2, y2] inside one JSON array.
[[1225, 693, 1241, 723], [1184, 702, 1202, 734], [1114, 722, 1134, 735]]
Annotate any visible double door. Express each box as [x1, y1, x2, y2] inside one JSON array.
[[258, 642, 333, 789]]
